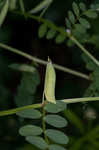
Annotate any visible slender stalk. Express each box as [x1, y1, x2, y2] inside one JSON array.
[[0, 103, 42, 116], [0, 97, 99, 117], [42, 107, 49, 144], [53, 63, 89, 80], [0, 43, 90, 80], [62, 97, 99, 104], [14, 11, 99, 67], [70, 36, 99, 67], [19, 0, 25, 13]]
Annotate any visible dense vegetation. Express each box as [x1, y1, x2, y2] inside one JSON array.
[[0, 0, 99, 150]]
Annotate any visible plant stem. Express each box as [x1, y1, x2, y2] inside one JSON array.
[[0, 97, 99, 117], [0, 103, 42, 116], [70, 36, 99, 67], [13, 11, 99, 68], [19, 0, 25, 13], [62, 97, 99, 104], [42, 107, 49, 144], [0, 43, 90, 80], [14, 11, 99, 67]]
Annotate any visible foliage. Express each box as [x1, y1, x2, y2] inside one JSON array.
[[0, 0, 99, 150], [17, 101, 68, 150], [10, 64, 40, 107]]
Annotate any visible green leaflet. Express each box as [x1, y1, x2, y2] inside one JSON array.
[[38, 23, 47, 38], [46, 29, 56, 39], [29, 0, 53, 14], [84, 10, 98, 18], [46, 129, 69, 144], [44, 59, 56, 104], [19, 0, 25, 13], [0, 0, 9, 27], [49, 144, 66, 150], [9, 63, 36, 73], [44, 114, 68, 128], [19, 125, 43, 136], [68, 11, 75, 24], [26, 136, 48, 150], [45, 101, 67, 113], [72, 2, 80, 17], [9, 0, 16, 10], [16, 108, 42, 119], [79, 2, 86, 11]]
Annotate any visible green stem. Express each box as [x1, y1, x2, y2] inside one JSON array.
[[0, 43, 90, 80], [70, 36, 99, 67], [42, 107, 49, 144], [0, 103, 42, 116], [19, 0, 25, 13], [62, 97, 99, 104], [0, 97, 99, 117], [14, 11, 99, 67], [12, 10, 99, 69]]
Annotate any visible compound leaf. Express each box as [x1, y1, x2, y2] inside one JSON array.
[[15, 69, 40, 107]]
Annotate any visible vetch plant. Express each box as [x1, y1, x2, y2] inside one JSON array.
[[9, 59, 69, 150], [0, 58, 99, 150], [16, 59, 69, 150], [0, 1, 99, 150]]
